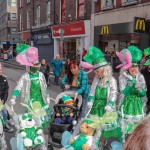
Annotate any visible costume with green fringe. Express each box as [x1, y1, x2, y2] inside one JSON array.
[[83, 46, 122, 141], [117, 46, 147, 139]]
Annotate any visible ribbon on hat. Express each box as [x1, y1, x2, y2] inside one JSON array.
[[116, 50, 132, 69]]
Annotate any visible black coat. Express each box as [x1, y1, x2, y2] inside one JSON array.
[[0, 75, 9, 103]]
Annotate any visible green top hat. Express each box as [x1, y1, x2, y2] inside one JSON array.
[[83, 46, 108, 70], [16, 43, 30, 54], [144, 47, 150, 66], [62, 95, 74, 105], [127, 46, 142, 65]]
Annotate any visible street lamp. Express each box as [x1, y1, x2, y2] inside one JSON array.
[[59, 28, 64, 59]]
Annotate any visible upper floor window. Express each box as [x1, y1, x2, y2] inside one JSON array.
[[27, 11, 30, 29], [19, 0, 22, 7], [106, 0, 114, 6], [77, 0, 85, 18], [37, 5, 40, 25], [102, 0, 114, 10], [20, 12, 23, 31], [122, 0, 138, 6], [46, 1, 51, 23], [61, 0, 66, 22], [11, 13, 16, 20], [26, 0, 30, 3], [11, 0, 16, 6], [11, 27, 17, 33], [7, 13, 11, 21]]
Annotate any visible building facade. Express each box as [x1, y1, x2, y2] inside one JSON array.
[[0, 0, 20, 52], [17, 0, 54, 62], [51, 0, 92, 62], [94, 0, 150, 53]]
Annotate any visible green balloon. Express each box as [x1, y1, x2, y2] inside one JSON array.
[[16, 43, 30, 54]]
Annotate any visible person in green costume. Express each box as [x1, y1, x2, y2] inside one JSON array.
[[83, 46, 121, 145], [116, 46, 147, 143], [10, 43, 52, 128]]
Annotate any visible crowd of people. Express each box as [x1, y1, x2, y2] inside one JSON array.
[[0, 43, 150, 149]]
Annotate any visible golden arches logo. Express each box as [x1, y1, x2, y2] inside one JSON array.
[[135, 19, 145, 31], [101, 26, 109, 34]]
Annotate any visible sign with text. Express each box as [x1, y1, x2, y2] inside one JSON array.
[[51, 21, 85, 37]]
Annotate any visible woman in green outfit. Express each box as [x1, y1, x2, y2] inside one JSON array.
[[116, 46, 147, 143], [10, 43, 52, 128], [83, 46, 121, 145]]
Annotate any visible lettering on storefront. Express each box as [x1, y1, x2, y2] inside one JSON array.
[[101, 25, 109, 34], [134, 17, 146, 33]]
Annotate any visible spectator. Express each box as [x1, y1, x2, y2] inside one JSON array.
[[50, 54, 64, 85], [64, 58, 70, 74], [141, 47, 150, 112], [82, 48, 87, 61], [39, 59, 50, 86], [0, 63, 14, 132]]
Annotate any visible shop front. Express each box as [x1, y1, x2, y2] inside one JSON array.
[[51, 20, 90, 62], [94, 17, 150, 53]]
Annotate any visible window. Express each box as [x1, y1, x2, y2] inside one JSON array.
[[106, 0, 114, 6], [19, 0, 22, 7], [7, 0, 11, 6], [122, 0, 138, 6], [77, 0, 84, 18], [7, 13, 11, 21], [11, 13, 16, 21], [11, 27, 17, 33], [46, 1, 51, 23], [27, 11, 30, 29], [26, 0, 30, 3], [11, 0, 16, 6], [37, 5, 40, 25], [20, 13, 23, 31], [61, 0, 66, 22]]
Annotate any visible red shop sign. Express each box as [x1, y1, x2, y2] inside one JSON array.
[[52, 21, 85, 37]]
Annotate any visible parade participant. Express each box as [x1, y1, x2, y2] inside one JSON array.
[[10, 43, 52, 128], [116, 46, 147, 142], [141, 47, 150, 112], [61, 60, 89, 118], [0, 63, 14, 132], [50, 54, 64, 85], [83, 46, 121, 143]]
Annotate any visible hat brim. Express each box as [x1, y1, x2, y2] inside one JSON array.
[[94, 62, 108, 70], [144, 59, 150, 66]]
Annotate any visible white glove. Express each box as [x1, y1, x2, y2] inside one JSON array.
[[105, 105, 113, 112], [87, 101, 93, 108], [10, 97, 16, 105]]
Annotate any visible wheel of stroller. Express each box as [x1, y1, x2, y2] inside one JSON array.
[[48, 144, 53, 150]]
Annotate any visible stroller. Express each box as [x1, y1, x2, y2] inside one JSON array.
[[48, 91, 83, 150]]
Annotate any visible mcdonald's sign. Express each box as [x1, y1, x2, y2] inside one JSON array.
[[101, 25, 109, 34], [134, 17, 146, 33]]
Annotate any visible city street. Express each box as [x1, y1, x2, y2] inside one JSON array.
[[3, 66, 62, 150]]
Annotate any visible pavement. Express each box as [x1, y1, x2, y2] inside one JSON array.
[[0, 58, 119, 84]]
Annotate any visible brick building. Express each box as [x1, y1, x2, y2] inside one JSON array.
[[51, 0, 92, 61], [93, 0, 150, 53], [17, 0, 54, 62]]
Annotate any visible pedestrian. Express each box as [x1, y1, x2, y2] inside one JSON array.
[[0, 63, 14, 132], [116, 46, 147, 143], [83, 46, 121, 145], [10, 43, 52, 128], [39, 59, 50, 86], [141, 47, 150, 112], [82, 48, 87, 61], [124, 116, 150, 150], [64, 58, 70, 74], [50, 54, 64, 85], [61, 60, 90, 118]]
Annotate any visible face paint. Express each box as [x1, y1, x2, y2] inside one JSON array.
[[30, 66, 39, 73]]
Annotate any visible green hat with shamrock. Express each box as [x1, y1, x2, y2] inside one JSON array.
[[62, 95, 74, 105], [144, 47, 150, 66], [127, 46, 142, 66], [83, 46, 108, 70]]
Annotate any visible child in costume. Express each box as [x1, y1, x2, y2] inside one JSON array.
[[54, 95, 75, 124], [10, 43, 52, 128], [116, 46, 147, 142], [83, 46, 121, 144]]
